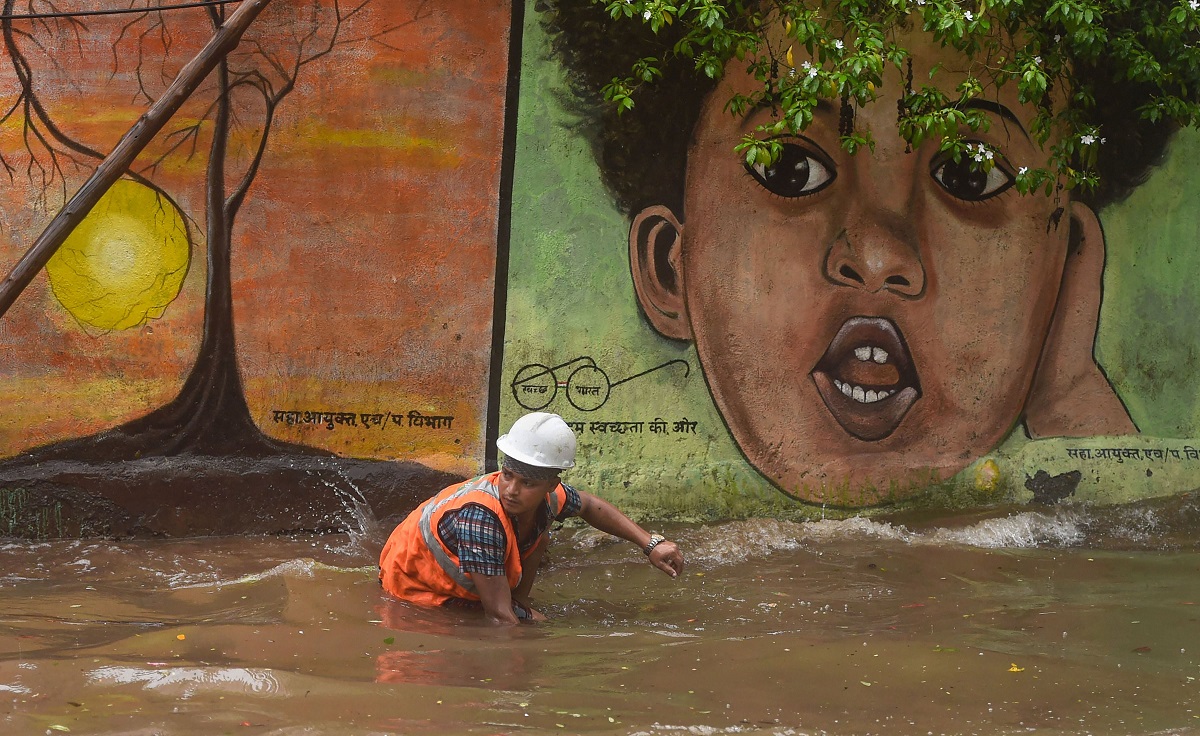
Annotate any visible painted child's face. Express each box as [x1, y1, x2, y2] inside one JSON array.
[[634, 38, 1095, 505]]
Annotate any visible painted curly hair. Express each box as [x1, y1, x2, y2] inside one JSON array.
[[537, 0, 1174, 215]]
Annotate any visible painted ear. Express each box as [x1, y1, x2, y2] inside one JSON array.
[[1025, 201, 1137, 437], [629, 205, 692, 340]]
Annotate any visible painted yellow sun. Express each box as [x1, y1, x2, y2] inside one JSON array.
[[45, 179, 190, 331]]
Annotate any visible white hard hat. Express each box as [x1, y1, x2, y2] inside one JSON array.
[[496, 412, 577, 469]]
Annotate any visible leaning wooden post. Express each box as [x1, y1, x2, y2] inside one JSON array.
[[0, 0, 273, 319]]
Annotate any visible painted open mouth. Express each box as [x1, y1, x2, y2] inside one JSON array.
[[810, 316, 922, 441]]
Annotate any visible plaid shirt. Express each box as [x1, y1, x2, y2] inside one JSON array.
[[436, 483, 582, 577]]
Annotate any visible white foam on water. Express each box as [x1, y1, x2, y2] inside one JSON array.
[[0, 683, 31, 694], [919, 510, 1087, 549], [632, 725, 803, 735], [799, 516, 914, 543], [166, 558, 319, 590], [161, 569, 222, 589], [650, 629, 701, 638], [0, 542, 50, 552], [683, 509, 1102, 568], [683, 519, 808, 566], [684, 517, 915, 567], [0, 575, 43, 584], [167, 557, 380, 592], [1101, 505, 1164, 545], [87, 665, 283, 697]]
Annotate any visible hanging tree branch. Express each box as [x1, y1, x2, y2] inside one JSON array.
[[588, 0, 1200, 196], [0, 0, 273, 319]]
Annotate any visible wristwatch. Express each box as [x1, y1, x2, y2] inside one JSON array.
[[643, 533, 666, 556]]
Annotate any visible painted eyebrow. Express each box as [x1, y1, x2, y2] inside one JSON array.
[[744, 97, 1028, 143], [959, 99, 1031, 143], [745, 97, 836, 127]]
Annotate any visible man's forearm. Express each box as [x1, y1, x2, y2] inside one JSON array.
[[579, 492, 652, 549], [471, 573, 520, 625]]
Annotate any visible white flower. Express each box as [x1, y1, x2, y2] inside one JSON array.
[[964, 10, 974, 21], [1054, 34, 1062, 43], [1034, 55, 1042, 64], [643, 9, 652, 20], [834, 40, 844, 50], [1191, 0, 1199, 10], [1018, 166, 1029, 176], [916, 0, 925, 5], [1080, 134, 1096, 145], [808, 66, 819, 79], [970, 143, 993, 163], [1100, 137, 1107, 144]]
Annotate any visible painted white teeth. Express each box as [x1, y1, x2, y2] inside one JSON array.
[[853, 345, 891, 364], [833, 379, 896, 404]]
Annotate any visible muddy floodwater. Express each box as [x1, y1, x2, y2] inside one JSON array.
[[2, 498, 1199, 735]]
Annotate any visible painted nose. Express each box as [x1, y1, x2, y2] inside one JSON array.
[[824, 217, 925, 298]]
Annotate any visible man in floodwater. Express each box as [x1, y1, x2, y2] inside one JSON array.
[[379, 412, 684, 624]]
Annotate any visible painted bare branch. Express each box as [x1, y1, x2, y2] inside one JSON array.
[[0, 0, 273, 319]]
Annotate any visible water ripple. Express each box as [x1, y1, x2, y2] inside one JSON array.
[[86, 665, 284, 697]]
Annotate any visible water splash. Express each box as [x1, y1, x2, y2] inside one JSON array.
[[313, 470, 382, 556], [680, 517, 917, 567], [165, 557, 374, 590], [658, 496, 1200, 572], [922, 510, 1087, 549], [631, 725, 803, 735]]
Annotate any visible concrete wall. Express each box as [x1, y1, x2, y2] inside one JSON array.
[[1, 0, 1198, 535]]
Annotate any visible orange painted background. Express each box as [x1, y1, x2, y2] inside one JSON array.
[[0, 0, 510, 474]]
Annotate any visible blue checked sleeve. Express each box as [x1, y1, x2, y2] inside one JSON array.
[[556, 483, 583, 521], [447, 503, 508, 577]]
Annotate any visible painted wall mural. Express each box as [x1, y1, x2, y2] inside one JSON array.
[[501, 0, 1200, 517], [0, 0, 511, 534], [2, 0, 1200, 537]]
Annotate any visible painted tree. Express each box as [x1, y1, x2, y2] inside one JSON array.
[[0, 0, 432, 461]]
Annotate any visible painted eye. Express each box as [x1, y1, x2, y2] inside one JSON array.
[[931, 153, 1014, 201], [745, 140, 836, 197]]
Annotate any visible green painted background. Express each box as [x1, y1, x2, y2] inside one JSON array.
[[504, 2, 1200, 518], [1098, 132, 1200, 438]]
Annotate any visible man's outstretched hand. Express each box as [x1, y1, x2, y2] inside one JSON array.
[[649, 541, 684, 578]]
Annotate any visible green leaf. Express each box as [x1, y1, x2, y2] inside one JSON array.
[[591, 0, 1200, 194]]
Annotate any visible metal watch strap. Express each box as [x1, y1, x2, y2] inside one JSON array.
[[643, 534, 666, 556]]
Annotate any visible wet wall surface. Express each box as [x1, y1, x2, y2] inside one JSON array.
[[0, 456, 460, 537]]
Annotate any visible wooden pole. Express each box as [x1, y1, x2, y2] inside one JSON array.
[[0, 0, 273, 319]]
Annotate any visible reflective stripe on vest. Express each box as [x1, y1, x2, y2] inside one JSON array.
[[416, 474, 500, 594]]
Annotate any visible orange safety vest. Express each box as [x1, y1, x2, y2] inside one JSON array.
[[378, 471, 570, 606]]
